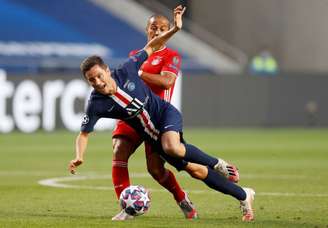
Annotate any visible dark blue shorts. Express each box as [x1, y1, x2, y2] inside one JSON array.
[[146, 104, 187, 171], [158, 104, 183, 134]]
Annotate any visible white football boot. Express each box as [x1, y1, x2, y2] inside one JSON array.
[[240, 187, 255, 221], [111, 209, 134, 221], [214, 158, 240, 183]]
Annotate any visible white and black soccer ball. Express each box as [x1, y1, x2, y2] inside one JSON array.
[[119, 185, 151, 216]]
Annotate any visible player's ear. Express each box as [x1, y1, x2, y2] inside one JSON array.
[[105, 67, 111, 76], [145, 24, 149, 34]]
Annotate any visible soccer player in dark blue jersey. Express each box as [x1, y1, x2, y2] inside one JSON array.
[[68, 5, 255, 221]]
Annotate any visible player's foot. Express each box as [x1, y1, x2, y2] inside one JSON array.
[[178, 192, 198, 219], [214, 158, 240, 183], [240, 187, 255, 222], [111, 209, 134, 221]]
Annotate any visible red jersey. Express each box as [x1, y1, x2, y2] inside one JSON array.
[[129, 47, 181, 102]]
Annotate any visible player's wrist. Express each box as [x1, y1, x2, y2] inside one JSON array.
[[173, 25, 180, 31]]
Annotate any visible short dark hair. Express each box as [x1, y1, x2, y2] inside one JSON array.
[[80, 55, 107, 76], [147, 14, 170, 29]]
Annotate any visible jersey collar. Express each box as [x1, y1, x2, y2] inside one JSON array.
[[154, 46, 167, 53]]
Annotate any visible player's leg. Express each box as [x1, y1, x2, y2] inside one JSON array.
[[181, 161, 255, 221], [112, 136, 140, 198], [145, 142, 198, 219], [160, 105, 239, 182], [111, 122, 143, 221], [112, 121, 143, 198], [161, 131, 239, 182]]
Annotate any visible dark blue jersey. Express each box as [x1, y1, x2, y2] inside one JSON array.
[[81, 50, 182, 142]]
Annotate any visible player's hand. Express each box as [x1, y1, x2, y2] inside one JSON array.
[[173, 5, 186, 30], [68, 158, 83, 174]]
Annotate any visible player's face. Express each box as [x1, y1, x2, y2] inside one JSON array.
[[85, 64, 112, 95], [146, 16, 170, 42]]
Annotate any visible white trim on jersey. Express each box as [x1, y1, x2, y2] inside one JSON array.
[[111, 95, 127, 108], [154, 46, 167, 53], [110, 86, 160, 140], [137, 115, 158, 140], [164, 88, 171, 102]]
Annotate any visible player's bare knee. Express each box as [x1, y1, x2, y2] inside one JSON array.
[[162, 142, 180, 157]]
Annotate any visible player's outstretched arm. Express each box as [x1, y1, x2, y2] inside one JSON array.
[[68, 131, 89, 174], [144, 5, 186, 56]]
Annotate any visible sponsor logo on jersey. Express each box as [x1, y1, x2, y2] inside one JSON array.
[[125, 98, 144, 118], [82, 114, 89, 125]]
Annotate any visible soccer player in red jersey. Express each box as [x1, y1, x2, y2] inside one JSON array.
[[110, 13, 239, 220], [111, 14, 198, 220]]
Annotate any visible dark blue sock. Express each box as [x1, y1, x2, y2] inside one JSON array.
[[203, 167, 246, 201], [184, 144, 218, 168]]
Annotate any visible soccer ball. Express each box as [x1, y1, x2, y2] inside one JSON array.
[[119, 185, 151, 216]]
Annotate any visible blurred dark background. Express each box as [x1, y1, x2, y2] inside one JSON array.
[[1, 0, 327, 133]]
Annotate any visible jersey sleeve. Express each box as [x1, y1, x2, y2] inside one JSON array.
[[125, 49, 149, 71], [80, 101, 100, 133], [161, 52, 182, 76], [128, 50, 139, 57]]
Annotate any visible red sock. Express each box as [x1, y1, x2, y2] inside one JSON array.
[[158, 170, 185, 203], [112, 160, 130, 199]]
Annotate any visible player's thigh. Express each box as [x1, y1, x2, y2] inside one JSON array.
[[145, 143, 166, 177], [112, 136, 142, 160], [112, 121, 142, 160], [161, 131, 184, 157]]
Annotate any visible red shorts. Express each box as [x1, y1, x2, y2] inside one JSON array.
[[112, 121, 186, 170], [112, 120, 141, 142], [112, 120, 154, 157]]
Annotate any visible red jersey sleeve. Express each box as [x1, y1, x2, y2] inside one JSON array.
[[161, 51, 181, 76]]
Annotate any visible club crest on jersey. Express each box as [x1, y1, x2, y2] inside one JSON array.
[[82, 114, 89, 125], [127, 82, 135, 91], [123, 80, 136, 91], [151, 57, 161, 65]]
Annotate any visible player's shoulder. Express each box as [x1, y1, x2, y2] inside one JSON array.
[[89, 90, 107, 101], [87, 91, 109, 113]]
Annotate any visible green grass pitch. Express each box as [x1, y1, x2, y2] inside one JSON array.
[[0, 128, 327, 227]]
